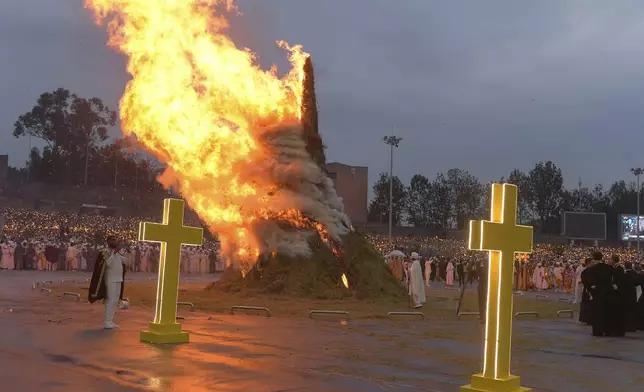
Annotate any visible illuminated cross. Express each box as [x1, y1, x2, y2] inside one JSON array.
[[461, 183, 533, 392], [138, 198, 203, 344]]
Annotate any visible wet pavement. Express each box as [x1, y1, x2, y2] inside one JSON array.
[[1, 271, 643, 391]]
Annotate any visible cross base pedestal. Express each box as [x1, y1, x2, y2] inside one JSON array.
[[140, 322, 189, 344], [461, 374, 531, 392]]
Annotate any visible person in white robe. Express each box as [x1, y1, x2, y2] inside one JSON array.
[[1, 242, 12, 269], [446, 260, 455, 286], [573, 261, 585, 304], [553, 262, 563, 292], [424, 257, 432, 287], [190, 248, 199, 273], [532, 263, 545, 290], [408, 252, 426, 308], [66, 243, 78, 270], [141, 244, 149, 272]]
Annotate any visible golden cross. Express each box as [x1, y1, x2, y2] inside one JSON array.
[[138, 198, 203, 344], [462, 183, 533, 392]]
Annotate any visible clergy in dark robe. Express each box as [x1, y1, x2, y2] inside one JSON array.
[[88, 248, 109, 303], [457, 261, 465, 287], [477, 261, 488, 324], [579, 258, 593, 324], [13, 242, 25, 270], [636, 270, 644, 331], [609, 255, 626, 337], [88, 240, 126, 304], [621, 261, 641, 333], [582, 252, 617, 337]]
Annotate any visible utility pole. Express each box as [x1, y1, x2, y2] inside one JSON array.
[[631, 168, 643, 261], [578, 177, 582, 210], [383, 132, 402, 251]]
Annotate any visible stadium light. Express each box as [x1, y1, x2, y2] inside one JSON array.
[[383, 133, 402, 251], [631, 168, 644, 261]]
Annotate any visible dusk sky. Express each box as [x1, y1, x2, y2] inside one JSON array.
[[2, 0, 644, 192]]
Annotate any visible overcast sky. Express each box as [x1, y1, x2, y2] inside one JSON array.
[[2, 0, 644, 192]]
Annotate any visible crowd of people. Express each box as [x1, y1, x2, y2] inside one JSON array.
[[0, 207, 221, 274], [2, 208, 644, 335], [377, 233, 644, 338]]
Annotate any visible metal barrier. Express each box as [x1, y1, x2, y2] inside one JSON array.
[[557, 309, 574, 318], [42, 280, 53, 285], [515, 311, 539, 319], [388, 311, 425, 319], [61, 279, 75, 284], [558, 297, 571, 303], [309, 310, 349, 319], [231, 306, 271, 317], [535, 294, 549, 301], [177, 302, 196, 312], [457, 312, 480, 320], [62, 292, 81, 301], [40, 288, 51, 293]]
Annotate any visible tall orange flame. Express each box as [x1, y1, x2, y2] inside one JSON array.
[[85, 0, 349, 268]]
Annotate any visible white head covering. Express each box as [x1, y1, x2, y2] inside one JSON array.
[[411, 252, 419, 260]]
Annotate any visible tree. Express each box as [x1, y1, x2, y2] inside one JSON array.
[[446, 168, 484, 229], [12, 88, 116, 184], [405, 174, 432, 227], [428, 173, 452, 229], [528, 161, 564, 231], [368, 172, 405, 225], [561, 187, 595, 213], [507, 169, 533, 223], [69, 96, 117, 185], [301, 57, 326, 168]]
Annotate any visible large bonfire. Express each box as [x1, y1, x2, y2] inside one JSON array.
[[85, 0, 403, 298]]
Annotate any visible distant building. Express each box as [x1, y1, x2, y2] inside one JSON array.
[[325, 162, 368, 224], [0, 155, 7, 185]]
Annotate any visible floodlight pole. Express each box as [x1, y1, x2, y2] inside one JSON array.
[[383, 133, 402, 251], [632, 168, 643, 261]]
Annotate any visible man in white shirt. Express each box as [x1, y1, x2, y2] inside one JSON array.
[[103, 236, 129, 329]]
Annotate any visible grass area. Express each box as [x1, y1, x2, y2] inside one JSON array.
[[51, 281, 573, 321]]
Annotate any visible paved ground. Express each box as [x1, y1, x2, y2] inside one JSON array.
[[1, 271, 643, 391]]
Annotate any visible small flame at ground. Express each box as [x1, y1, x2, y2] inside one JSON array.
[[341, 274, 349, 289]]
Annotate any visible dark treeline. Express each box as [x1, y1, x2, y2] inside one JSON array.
[[7, 88, 163, 192], [368, 161, 641, 238]]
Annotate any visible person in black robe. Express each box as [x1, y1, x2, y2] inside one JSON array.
[[582, 251, 617, 337], [620, 261, 641, 333], [636, 267, 644, 331], [608, 255, 626, 337], [88, 236, 126, 304], [457, 260, 465, 288], [477, 260, 488, 325], [579, 258, 593, 324]]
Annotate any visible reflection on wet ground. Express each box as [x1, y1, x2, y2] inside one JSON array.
[[1, 271, 643, 391]]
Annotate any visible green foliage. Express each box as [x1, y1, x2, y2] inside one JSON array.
[[405, 174, 432, 227], [529, 161, 564, 226], [367, 172, 406, 224]]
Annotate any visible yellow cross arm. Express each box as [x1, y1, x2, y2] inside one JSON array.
[[181, 226, 204, 247], [480, 221, 533, 254], [139, 221, 168, 243]]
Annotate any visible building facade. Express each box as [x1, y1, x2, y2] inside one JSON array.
[[325, 162, 368, 224], [0, 155, 7, 186]]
